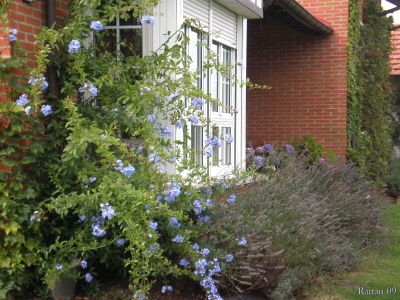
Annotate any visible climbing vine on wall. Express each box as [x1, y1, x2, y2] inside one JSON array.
[[347, 0, 393, 183]]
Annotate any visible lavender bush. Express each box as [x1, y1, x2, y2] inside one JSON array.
[[201, 157, 386, 299]]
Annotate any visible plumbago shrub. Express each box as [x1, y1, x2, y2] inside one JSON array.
[[1, 0, 269, 298], [199, 157, 386, 300]]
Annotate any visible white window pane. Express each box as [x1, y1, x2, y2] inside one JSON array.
[[222, 127, 232, 165]]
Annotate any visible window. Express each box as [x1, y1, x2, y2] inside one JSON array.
[[99, 14, 142, 57], [211, 41, 236, 113]]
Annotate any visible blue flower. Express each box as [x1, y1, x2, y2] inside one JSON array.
[[147, 114, 157, 124], [24, 106, 31, 115], [85, 273, 93, 282], [179, 257, 191, 267], [255, 156, 264, 168], [90, 20, 103, 31], [284, 144, 296, 154], [169, 217, 181, 228], [157, 125, 173, 137], [227, 194, 236, 203], [203, 145, 213, 157], [89, 177, 97, 183], [188, 115, 199, 124], [8, 29, 17, 41], [193, 200, 204, 215], [226, 254, 234, 262], [172, 235, 184, 243], [30, 210, 41, 222], [198, 215, 210, 223], [161, 286, 173, 293], [133, 290, 145, 300], [200, 248, 210, 256], [205, 136, 221, 148], [148, 221, 158, 231], [111, 108, 119, 118], [149, 153, 161, 162], [116, 238, 125, 246], [263, 144, 273, 152], [141, 15, 155, 25], [225, 133, 234, 143], [121, 165, 135, 178], [191, 243, 200, 251], [100, 203, 114, 220], [55, 263, 62, 270], [92, 224, 106, 237], [163, 182, 181, 202], [16, 94, 28, 106], [68, 39, 81, 54], [237, 237, 247, 246], [237, 59, 245, 69], [80, 260, 87, 269], [168, 91, 180, 100], [194, 258, 208, 275], [79, 82, 98, 96], [28, 76, 48, 90], [41, 104, 52, 116], [191, 97, 203, 109], [175, 120, 183, 129], [78, 215, 86, 222]]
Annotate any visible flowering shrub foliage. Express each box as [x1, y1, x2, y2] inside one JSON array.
[[0, 0, 269, 298]]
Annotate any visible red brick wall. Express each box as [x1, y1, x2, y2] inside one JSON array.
[[1, 0, 69, 103], [246, 0, 349, 157], [4, 0, 70, 68]]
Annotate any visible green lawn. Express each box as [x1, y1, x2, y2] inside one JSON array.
[[303, 203, 400, 300]]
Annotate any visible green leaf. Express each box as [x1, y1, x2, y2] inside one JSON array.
[[20, 155, 36, 164], [4, 221, 21, 235]]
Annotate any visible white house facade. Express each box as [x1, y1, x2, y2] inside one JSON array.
[[148, 0, 263, 177]]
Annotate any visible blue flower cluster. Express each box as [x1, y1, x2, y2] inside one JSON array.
[[79, 82, 99, 97], [188, 115, 199, 124], [157, 125, 173, 137], [169, 91, 180, 100], [30, 210, 41, 222], [100, 203, 115, 220], [225, 133, 234, 144], [116, 238, 125, 246], [175, 120, 183, 129], [41, 104, 52, 116], [193, 257, 223, 299], [29, 75, 48, 90], [169, 217, 181, 228], [161, 286, 173, 293], [227, 194, 236, 203], [113, 159, 136, 178], [205, 136, 222, 148], [203, 146, 213, 157], [16, 94, 28, 106], [8, 29, 17, 41], [148, 221, 158, 231], [140, 15, 155, 26], [90, 20, 103, 31], [180, 257, 191, 267], [68, 39, 81, 54], [191, 97, 203, 109], [172, 235, 184, 243], [85, 273, 93, 282], [162, 182, 181, 202], [237, 236, 247, 246], [264, 143, 273, 152]]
